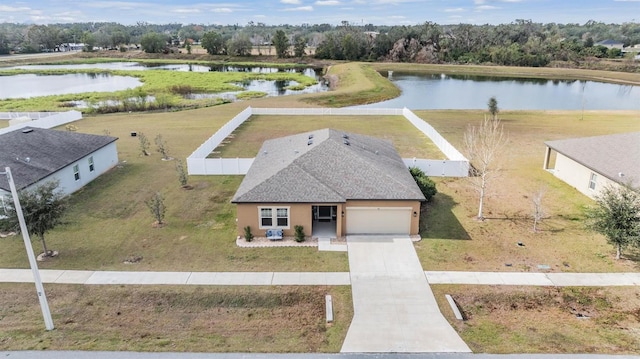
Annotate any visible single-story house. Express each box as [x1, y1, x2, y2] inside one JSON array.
[[596, 39, 624, 50], [231, 129, 426, 238], [543, 132, 640, 199], [0, 127, 118, 213]]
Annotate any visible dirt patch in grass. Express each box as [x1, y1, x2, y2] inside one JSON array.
[[432, 285, 640, 354], [0, 283, 352, 352]]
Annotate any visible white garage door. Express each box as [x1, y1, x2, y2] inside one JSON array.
[[346, 207, 412, 235]]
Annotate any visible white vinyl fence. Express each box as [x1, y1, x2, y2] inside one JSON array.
[[0, 111, 83, 135], [187, 107, 469, 177]]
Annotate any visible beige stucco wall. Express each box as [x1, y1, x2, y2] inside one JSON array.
[[235, 200, 421, 237], [553, 153, 621, 199], [235, 203, 313, 238], [342, 200, 421, 235]]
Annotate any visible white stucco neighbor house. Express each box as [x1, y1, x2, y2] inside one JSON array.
[[0, 127, 118, 214], [543, 132, 640, 199]]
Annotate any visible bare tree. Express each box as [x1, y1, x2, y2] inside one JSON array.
[[463, 116, 506, 220], [154, 134, 170, 160], [145, 192, 166, 225], [175, 159, 188, 187], [532, 187, 545, 232], [138, 132, 150, 156]]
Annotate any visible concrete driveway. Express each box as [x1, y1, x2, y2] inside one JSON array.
[[341, 236, 471, 353]]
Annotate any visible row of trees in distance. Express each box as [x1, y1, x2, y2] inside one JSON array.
[[1, 20, 639, 66]]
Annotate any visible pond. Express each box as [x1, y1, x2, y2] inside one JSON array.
[[0, 63, 327, 100], [0, 73, 143, 99], [355, 72, 640, 110]]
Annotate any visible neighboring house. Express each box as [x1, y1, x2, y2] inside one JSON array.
[[232, 129, 426, 238], [543, 132, 640, 199], [596, 39, 624, 50], [0, 127, 118, 209]]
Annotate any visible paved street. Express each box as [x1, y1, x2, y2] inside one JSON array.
[[2, 352, 640, 358]]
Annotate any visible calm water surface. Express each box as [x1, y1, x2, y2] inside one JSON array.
[[0, 73, 142, 99], [0, 63, 326, 100], [356, 72, 640, 110]]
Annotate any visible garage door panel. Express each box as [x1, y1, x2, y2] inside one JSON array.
[[346, 207, 411, 234]]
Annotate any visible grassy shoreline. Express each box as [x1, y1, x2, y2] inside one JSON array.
[[371, 62, 640, 86]]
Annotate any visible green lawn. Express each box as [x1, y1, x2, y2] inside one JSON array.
[[215, 114, 444, 159], [0, 103, 350, 271]]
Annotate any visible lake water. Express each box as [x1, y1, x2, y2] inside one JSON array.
[[0, 63, 326, 100], [0, 73, 143, 99], [355, 72, 640, 110]]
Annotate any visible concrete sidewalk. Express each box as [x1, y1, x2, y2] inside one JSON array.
[[2, 268, 640, 286], [0, 269, 350, 286], [341, 236, 471, 353]]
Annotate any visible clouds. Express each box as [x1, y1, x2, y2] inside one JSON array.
[[0, 0, 635, 26]]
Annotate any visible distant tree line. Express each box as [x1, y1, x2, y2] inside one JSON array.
[[0, 19, 638, 67]]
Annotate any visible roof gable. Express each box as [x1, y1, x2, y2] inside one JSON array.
[[545, 132, 640, 188], [0, 127, 118, 191], [232, 129, 425, 203]]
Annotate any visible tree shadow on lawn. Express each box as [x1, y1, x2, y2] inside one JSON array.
[[421, 192, 471, 240]]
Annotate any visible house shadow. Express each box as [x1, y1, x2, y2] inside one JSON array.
[[421, 192, 471, 240]]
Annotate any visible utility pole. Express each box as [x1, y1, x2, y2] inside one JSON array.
[[2, 167, 54, 330]]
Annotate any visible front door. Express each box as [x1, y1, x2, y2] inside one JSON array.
[[312, 205, 338, 237]]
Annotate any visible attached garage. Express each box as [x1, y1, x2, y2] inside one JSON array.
[[346, 207, 412, 235]]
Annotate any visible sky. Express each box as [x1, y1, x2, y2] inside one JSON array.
[[0, 0, 638, 26]]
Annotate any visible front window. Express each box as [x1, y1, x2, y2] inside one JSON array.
[[259, 207, 290, 228], [260, 208, 272, 227], [73, 164, 80, 181], [88, 156, 95, 172], [589, 173, 597, 190], [277, 208, 288, 226]]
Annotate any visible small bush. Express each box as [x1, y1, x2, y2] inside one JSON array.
[[294, 225, 305, 242], [244, 226, 254, 242], [409, 167, 437, 201]]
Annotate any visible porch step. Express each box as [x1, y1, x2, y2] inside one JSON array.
[[318, 237, 348, 252]]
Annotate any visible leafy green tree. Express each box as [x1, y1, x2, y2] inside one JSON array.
[[293, 36, 306, 58], [585, 185, 640, 260], [81, 31, 96, 52], [409, 167, 437, 202], [227, 34, 252, 56], [27, 25, 61, 51], [0, 180, 68, 257], [487, 96, 499, 120], [272, 30, 289, 58], [0, 30, 10, 54], [201, 31, 224, 55], [140, 32, 166, 53]]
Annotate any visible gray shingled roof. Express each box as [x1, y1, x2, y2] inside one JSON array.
[[232, 129, 426, 203], [0, 127, 118, 191], [545, 132, 640, 188]]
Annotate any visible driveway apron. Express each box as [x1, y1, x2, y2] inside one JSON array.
[[341, 236, 471, 353]]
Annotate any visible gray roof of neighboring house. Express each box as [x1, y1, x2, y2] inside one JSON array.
[[0, 127, 118, 192], [545, 132, 640, 188], [232, 129, 426, 203]]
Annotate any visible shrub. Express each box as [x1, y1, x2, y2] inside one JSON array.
[[243, 226, 254, 242], [409, 167, 437, 201], [294, 225, 305, 242], [145, 192, 166, 225]]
